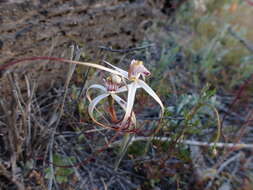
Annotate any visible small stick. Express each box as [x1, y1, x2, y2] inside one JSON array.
[[110, 136, 253, 149], [205, 152, 242, 189], [98, 44, 154, 53], [228, 27, 253, 53]]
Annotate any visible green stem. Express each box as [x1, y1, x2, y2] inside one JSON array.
[[114, 133, 134, 171], [183, 103, 221, 144]]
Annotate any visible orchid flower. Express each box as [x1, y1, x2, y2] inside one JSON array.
[[104, 60, 164, 130], [86, 74, 137, 130], [100, 60, 165, 170], [1, 56, 163, 133]]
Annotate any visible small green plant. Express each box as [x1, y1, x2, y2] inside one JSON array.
[[161, 84, 221, 153], [45, 154, 75, 184]]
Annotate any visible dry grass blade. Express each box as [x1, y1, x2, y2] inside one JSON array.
[[0, 163, 25, 190], [24, 75, 37, 154], [47, 45, 82, 190], [5, 74, 25, 175]]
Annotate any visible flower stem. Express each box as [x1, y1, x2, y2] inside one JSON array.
[[108, 95, 117, 123], [114, 133, 134, 171]]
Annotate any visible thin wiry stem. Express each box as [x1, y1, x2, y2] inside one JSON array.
[[98, 44, 154, 53], [110, 136, 253, 149], [108, 95, 117, 123]]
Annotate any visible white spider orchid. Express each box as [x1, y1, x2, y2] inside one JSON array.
[[104, 60, 164, 130], [99, 60, 165, 170], [86, 74, 137, 130]]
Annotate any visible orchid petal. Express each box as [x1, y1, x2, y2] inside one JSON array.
[[86, 84, 107, 103], [116, 85, 130, 93], [88, 84, 107, 92], [116, 84, 141, 93], [86, 85, 110, 126], [121, 81, 138, 127], [88, 93, 110, 128], [115, 85, 128, 93], [111, 94, 136, 126], [137, 80, 164, 118], [103, 60, 128, 78], [66, 60, 124, 77]]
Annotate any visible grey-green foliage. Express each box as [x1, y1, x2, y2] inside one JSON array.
[[45, 154, 75, 184], [165, 84, 220, 140]]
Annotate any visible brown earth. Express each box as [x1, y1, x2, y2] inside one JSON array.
[[0, 0, 168, 87], [0, 2, 171, 189]]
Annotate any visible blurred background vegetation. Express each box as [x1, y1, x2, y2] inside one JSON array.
[[0, 0, 253, 189]]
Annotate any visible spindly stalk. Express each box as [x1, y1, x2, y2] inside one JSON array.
[[108, 95, 117, 123]]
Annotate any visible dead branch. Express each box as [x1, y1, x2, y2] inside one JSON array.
[[228, 27, 253, 53], [111, 136, 253, 149]]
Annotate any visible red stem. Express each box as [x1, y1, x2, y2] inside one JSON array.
[[0, 56, 71, 71]]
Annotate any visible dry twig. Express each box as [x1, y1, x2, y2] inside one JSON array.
[[228, 27, 253, 53], [98, 44, 154, 53], [111, 136, 253, 149]]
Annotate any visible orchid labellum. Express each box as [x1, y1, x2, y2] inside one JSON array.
[[86, 74, 137, 130]]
